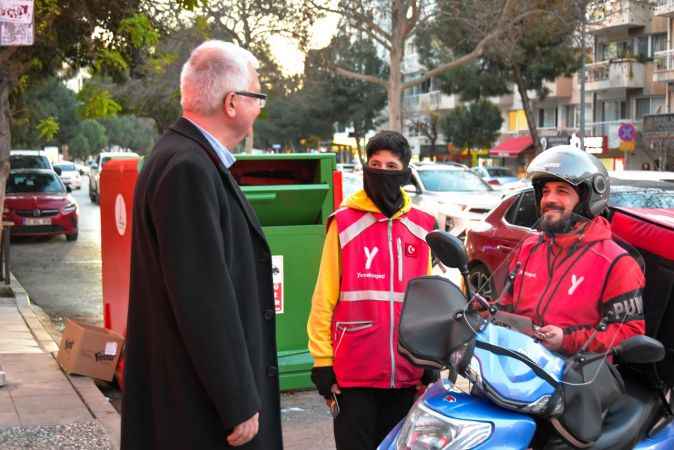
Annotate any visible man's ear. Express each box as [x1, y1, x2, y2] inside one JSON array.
[[223, 92, 237, 117]]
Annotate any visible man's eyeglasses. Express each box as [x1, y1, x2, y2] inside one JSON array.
[[234, 91, 267, 108]]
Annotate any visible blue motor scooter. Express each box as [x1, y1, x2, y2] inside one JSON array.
[[379, 231, 674, 450]]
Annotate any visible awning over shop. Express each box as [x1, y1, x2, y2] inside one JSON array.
[[489, 135, 533, 158]]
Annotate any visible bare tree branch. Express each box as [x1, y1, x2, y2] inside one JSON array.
[[403, 4, 548, 90], [333, 65, 388, 86], [308, 0, 392, 43]]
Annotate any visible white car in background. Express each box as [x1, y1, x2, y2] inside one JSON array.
[[609, 170, 674, 183], [406, 163, 502, 237], [53, 162, 82, 190]]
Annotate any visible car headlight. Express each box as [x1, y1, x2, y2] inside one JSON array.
[[63, 203, 77, 213], [396, 401, 492, 450]]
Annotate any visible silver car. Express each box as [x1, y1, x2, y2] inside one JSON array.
[[406, 163, 502, 237]]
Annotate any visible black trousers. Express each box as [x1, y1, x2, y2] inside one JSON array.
[[333, 387, 417, 450]]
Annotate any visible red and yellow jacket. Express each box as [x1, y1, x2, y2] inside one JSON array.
[[499, 216, 645, 355], [307, 189, 435, 388]]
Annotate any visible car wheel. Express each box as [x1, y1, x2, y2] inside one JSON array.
[[66, 232, 79, 242], [468, 264, 496, 301]]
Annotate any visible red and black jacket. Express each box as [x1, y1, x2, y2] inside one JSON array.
[[499, 216, 645, 355]]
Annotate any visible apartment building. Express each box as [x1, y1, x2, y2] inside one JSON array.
[[400, 0, 674, 171]]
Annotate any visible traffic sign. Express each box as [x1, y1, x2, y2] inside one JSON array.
[[618, 122, 636, 142]]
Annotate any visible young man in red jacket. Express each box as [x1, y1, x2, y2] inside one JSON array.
[[498, 145, 645, 355], [307, 131, 437, 450]]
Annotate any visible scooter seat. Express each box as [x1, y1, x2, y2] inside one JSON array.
[[588, 377, 663, 450]]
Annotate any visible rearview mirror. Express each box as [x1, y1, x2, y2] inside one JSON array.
[[426, 231, 468, 271], [614, 335, 665, 364], [66, 185, 72, 193], [54, 166, 62, 176]]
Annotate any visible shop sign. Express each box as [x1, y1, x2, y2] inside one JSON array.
[[584, 136, 606, 154], [541, 136, 571, 150]]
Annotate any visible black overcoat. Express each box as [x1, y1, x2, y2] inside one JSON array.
[[121, 118, 282, 449]]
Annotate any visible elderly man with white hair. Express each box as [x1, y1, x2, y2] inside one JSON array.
[[121, 41, 282, 450]]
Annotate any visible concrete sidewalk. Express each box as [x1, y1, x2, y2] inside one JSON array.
[[0, 275, 120, 449]]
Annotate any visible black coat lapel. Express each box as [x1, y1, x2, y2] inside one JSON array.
[[169, 118, 267, 244]]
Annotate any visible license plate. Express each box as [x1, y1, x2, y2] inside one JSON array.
[[24, 217, 51, 226]]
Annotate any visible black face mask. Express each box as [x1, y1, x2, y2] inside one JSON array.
[[363, 167, 411, 217]]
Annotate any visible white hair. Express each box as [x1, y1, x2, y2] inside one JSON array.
[[180, 40, 259, 115]]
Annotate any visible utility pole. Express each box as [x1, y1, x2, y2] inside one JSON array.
[[578, 0, 587, 151]]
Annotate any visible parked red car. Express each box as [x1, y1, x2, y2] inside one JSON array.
[[465, 178, 674, 300], [3, 169, 79, 241]]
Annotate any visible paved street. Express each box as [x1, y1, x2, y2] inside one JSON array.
[[10, 178, 337, 449], [11, 181, 103, 332]]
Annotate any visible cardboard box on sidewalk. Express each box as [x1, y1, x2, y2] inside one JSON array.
[[56, 319, 125, 381]]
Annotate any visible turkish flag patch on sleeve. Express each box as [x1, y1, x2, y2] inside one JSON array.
[[405, 243, 418, 257]]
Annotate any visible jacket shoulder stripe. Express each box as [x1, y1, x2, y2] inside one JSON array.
[[339, 213, 377, 248], [399, 217, 429, 241]]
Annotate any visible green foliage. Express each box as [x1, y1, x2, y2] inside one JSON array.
[[78, 85, 123, 119], [441, 100, 503, 150], [418, 0, 581, 101], [68, 134, 91, 160], [10, 77, 80, 148], [100, 115, 157, 154], [119, 14, 160, 48], [36, 116, 60, 142], [76, 120, 108, 153]]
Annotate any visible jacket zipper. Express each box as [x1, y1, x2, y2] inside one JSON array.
[[387, 219, 396, 388], [397, 238, 403, 282]]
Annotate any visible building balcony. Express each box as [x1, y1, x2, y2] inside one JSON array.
[[654, 50, 674, 83], [588, 0, 650, 34], [543, 78, 573, 99], [585, 59, 646, 92], [655, 0, 674, 17], [404, 91, 456, 113]]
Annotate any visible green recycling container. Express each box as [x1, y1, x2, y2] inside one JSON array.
[[230, 153, 336, 391]]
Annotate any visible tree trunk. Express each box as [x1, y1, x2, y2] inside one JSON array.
[[387, 0, 405, 132], [513, 65, 541, 154], [0, 67, 12, 228]]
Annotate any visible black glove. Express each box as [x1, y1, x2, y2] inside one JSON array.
[[311, 366, 336, 399], [421, 369, 439, 385]]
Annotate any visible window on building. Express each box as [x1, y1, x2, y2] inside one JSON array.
[[652, 34, 668, 55], [565, 105, 577, 128], [636, 98, 650, 120], [637, 35, 649, 59], [538, 107, 557, 128], [636, 97, 666, 120]]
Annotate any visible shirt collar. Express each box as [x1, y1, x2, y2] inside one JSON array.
[[184, 117, 236, 169]]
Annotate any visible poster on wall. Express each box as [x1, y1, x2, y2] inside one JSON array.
[[272, 255, 284, 314]]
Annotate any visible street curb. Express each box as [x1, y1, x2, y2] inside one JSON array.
[[9, 272, 121, 449]]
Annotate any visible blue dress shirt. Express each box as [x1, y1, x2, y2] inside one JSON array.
[[185, 117, 236, 169]]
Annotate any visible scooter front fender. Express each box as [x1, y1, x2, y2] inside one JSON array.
[[379, 381, 536, 449]]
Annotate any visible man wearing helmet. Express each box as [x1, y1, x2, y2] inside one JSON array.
[[497, 145, 645, 355]]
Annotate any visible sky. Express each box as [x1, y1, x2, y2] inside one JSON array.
[[269, 13, 340, 76]]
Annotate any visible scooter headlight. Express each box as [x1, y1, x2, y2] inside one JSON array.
[[395, 401, 492, 450]]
